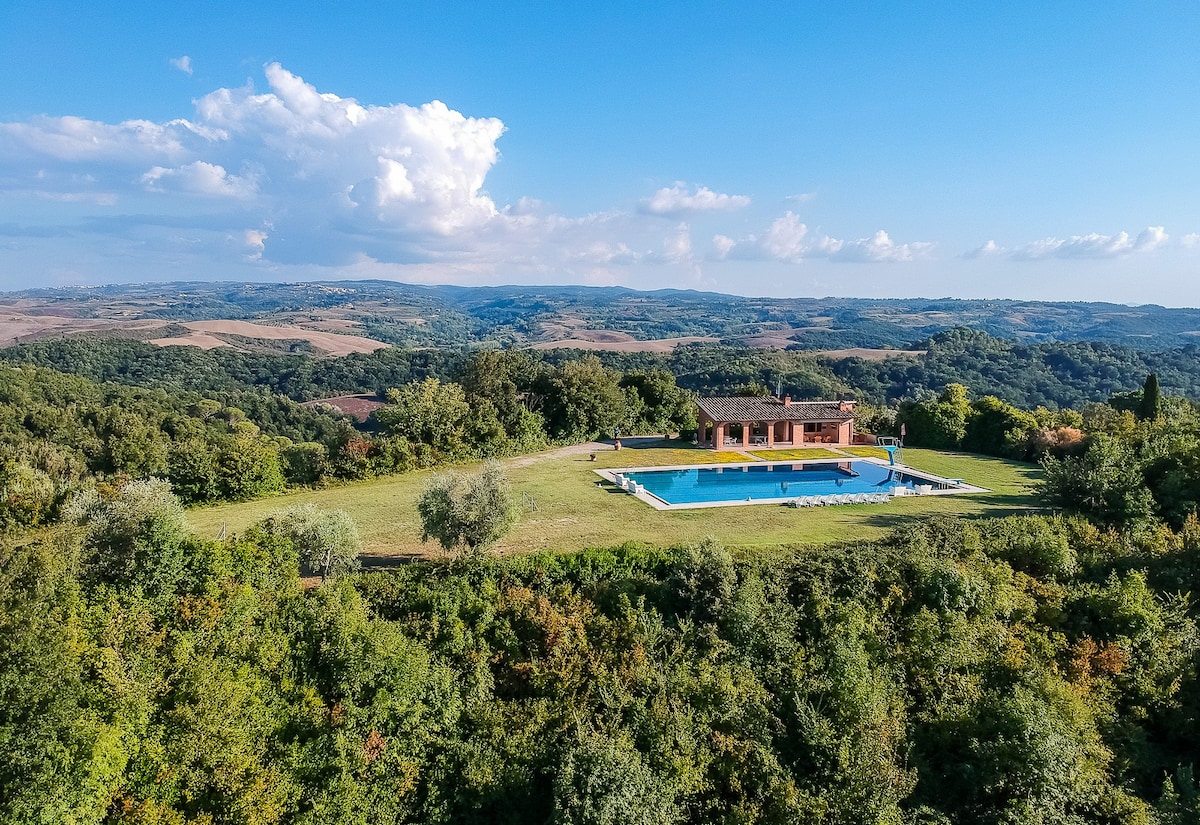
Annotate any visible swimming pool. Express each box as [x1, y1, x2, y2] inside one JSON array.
[[603, 459, 977, 508]]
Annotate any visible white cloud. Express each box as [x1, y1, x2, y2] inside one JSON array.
[[170, 56, 194, 76], [642, 222, 693, 265], [0, 63, 511, 264], [1181, 233, 1200, 248], [963, 239, 1006, 259], [0, 65, 923, 289], [711, 211, 932, 263], [639, 182, 750, 217], [831, 229, 934, 262], [141, 160, 257, 198], [244, 228, 267, 260], [1011, 226, 1168, 260]]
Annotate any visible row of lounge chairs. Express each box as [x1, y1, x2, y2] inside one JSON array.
[[787, 492, 891, 507]]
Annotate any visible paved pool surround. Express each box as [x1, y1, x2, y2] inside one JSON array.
[[595, 457, 990, 511]]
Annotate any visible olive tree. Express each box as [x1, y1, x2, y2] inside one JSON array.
[[256, 503, 361, 581], [64, 477, 190, 593], [417, 461, 519, 554]]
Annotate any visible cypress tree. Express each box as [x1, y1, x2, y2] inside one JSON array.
[[1139, 373, 1162, 421]]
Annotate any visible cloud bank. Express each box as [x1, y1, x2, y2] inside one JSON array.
[[967, 227, 1169, 261], [712, 212, 933, 263], [0, 63, 1079, 294]]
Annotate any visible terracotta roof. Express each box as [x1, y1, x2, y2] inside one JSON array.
[[696, 397, 855, 422]]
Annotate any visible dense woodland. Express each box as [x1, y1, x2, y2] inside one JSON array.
[[9, 319, 1200, 822], [6, 498, 1200, 823], [10, 327, 1200, 410]]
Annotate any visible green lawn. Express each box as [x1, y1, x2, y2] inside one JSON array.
[[747, 447, 845, 460], [839, 446, 892, 460], [188, 442, 1044, 563]]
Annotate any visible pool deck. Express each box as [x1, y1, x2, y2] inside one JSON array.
[[595, 456, 991, 511]]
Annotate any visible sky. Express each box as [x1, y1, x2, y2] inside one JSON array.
[[2, 1, 1200, 304]]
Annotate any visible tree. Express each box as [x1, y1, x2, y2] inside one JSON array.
[[1139, 373, 1162, 421], [64, 478, 191, 593], [375, 377, 471, 455], [897, 384, 973, 449], [1038, 434, 1155, 525], [256, 504, 361, 581], [417, 461, 519, 554], [537, 358, 627, 441], [962, 396, 1038, 458]]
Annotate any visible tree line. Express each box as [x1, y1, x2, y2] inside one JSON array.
[[0, 353, 695, 531], [14, 328, 1200, 412]]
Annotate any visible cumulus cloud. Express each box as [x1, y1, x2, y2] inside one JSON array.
[[170, 56, 193, 76], [0, 63, 513, 264], [639, 182, 750, 217], [1011, 226, 1167, 260], [244, 228, 268, 260], [1181, 233, 1200, 248], [963, 239, 1006, 259], [711, 211, 932, 263], [141, 160, 257, 198], [0, 65, 917, 288]]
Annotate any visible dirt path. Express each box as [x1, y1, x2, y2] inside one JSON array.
[[506, 437, 671, 468]]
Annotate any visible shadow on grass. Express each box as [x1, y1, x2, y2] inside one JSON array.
[[613, 438, 693, 450], [850, 494, 1051, 531]]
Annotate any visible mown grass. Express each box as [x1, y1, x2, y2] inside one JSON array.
[[747, 447, 845, 460], [839, 446, 892, 459], [188, 442, 1044, 562]]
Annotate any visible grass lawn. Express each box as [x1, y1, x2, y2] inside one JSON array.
[[188, 440, 1045, 563], [747, 447, 845, 461], [839, 446, 891, 459]]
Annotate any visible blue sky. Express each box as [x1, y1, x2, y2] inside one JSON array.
[[2, 1, 1199, 303]]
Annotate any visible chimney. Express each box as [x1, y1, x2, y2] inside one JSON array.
[[839, 400, 853, 412], [784, 396, 791, 407]]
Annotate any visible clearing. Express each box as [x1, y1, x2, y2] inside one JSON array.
[[150, 320, 389, 355], [188, 442, 1043, 564]]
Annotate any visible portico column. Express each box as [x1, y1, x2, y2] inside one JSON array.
[[742, 423, 751, 448], [766, 420, 775, 447]]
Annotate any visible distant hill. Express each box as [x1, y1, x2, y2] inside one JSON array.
[[6, 280, 1200, 351]]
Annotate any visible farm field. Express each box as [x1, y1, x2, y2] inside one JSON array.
[[188, 441, 1043, 563]]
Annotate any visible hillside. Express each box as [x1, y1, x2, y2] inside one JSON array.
[[7, 280, 1200, 351]]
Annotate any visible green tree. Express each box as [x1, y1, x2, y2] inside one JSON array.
[[1139, 373, 1162, 421], [1039, 434, 1155, 525], [553, 733, 679, 825], [962, 395, 1038, 458], [538, 357, 627, 441], [376, 377, 472, 455], [417, 461, 520, 554], [898, 383, 973, 449], [256, 503, 361, 581], [64, 478, 191, 593]]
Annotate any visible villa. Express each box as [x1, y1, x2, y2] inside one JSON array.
[[696, 396, 857, 449]]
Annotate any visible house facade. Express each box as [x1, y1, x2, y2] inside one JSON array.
[[696, 396, 856, 449]]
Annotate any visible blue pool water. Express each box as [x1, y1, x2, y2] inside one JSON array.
[[622, 461, 935, 505]]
